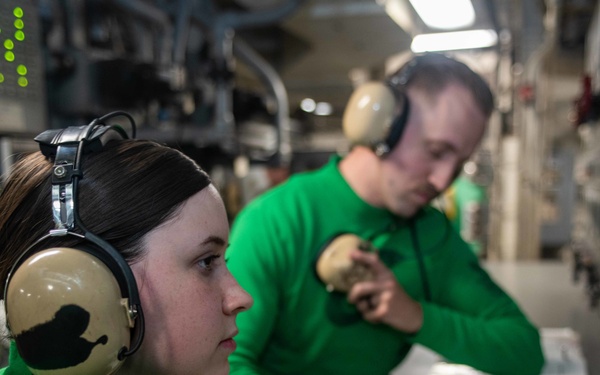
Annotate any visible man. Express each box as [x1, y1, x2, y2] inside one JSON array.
[[226, 53, 544, 375]]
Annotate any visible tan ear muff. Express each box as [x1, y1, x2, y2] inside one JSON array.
[[342, 82, 397, 149], [342, 81, 411, 156], [315, 234, 376, 293], [6, 247, 133, 375]]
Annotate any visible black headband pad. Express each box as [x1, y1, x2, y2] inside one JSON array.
[[35, 125, 129, 159]]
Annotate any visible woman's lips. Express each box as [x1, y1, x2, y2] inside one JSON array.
[[219, 338, 237, 352]]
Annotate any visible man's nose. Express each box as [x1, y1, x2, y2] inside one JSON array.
[[429, 163, 458, 193]]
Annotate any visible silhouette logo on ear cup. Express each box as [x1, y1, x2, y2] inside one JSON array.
[[15, 304, 108, 370]]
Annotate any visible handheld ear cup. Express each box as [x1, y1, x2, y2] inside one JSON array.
[[6, 247, 134, 375], [342, 82, 410, 156], [315, 233, 377, 293]]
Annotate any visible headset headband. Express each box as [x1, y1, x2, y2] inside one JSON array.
[[375, 84, 411, 157], [35, 124, 129, 230], [376, 56, 425, 156]]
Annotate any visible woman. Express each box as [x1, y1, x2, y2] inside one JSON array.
[[0, 114, 253, 374]]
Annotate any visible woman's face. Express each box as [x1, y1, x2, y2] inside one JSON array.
[[125, 185, 253, 375]]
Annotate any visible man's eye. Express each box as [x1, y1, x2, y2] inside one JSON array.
[[198, 255, 221, 272], [429, 149, 444, 159]]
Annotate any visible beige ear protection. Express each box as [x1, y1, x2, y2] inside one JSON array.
[[342, 83, 397, 154], [4, 112, 144, 375], [6, 247, 134, 375], [315, 233, 377, 293], [342, 57, 419, 156]]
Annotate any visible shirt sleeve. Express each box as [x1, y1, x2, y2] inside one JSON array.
[[409, 227, 545, 375]]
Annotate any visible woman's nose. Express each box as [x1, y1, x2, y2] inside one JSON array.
[[223, 273, 254, 315]]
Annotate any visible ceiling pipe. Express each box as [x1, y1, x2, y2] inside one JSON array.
[[190, 0, 307, 154], [109, 0, 173, 67], [234, 37, 292, 167]]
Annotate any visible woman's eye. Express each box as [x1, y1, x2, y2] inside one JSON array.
[[198, 255, 221, 272]]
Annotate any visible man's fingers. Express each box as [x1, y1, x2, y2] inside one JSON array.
[[356, 295, 378, 314], [350, 249, 391, 276], [350, 249, 378, 264], [347, 280, 378, 303]]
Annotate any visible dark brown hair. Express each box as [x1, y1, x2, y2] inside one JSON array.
[[0, 139, 211, 292], [388, 52, 494, 119]]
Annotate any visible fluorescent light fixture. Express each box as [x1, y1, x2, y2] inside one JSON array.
[[409, 0, 475, 29], [411, 29, 498, 52]]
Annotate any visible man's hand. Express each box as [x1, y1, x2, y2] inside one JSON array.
[[347, 250, 423, 334]]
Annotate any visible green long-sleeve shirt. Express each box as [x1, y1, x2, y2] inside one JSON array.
[[227, 155, 544, 375]]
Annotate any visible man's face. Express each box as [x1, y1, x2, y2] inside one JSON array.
[[379, 83, 487, 217]]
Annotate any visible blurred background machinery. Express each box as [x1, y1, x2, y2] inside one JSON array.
[[0, 0, 310, 185]]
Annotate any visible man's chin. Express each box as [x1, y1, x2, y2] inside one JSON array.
[[391, 203, 421, 218]]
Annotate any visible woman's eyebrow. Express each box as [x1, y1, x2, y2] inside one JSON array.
[[201, 235, 226, 247]]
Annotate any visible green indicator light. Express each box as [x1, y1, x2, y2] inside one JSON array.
[[4, 39, 14, 50], [18, 76, 28, 87], [13, 7, 24, 18], [5, 51, 15, 62], [15, 31, 24, 41], [14, 19, 24, 30], [17, 64, 27, 75], [0, 73, 4, 83]]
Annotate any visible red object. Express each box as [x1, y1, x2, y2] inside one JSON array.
[[518, 83, 535, 104], [574, 74, 592, 126]]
